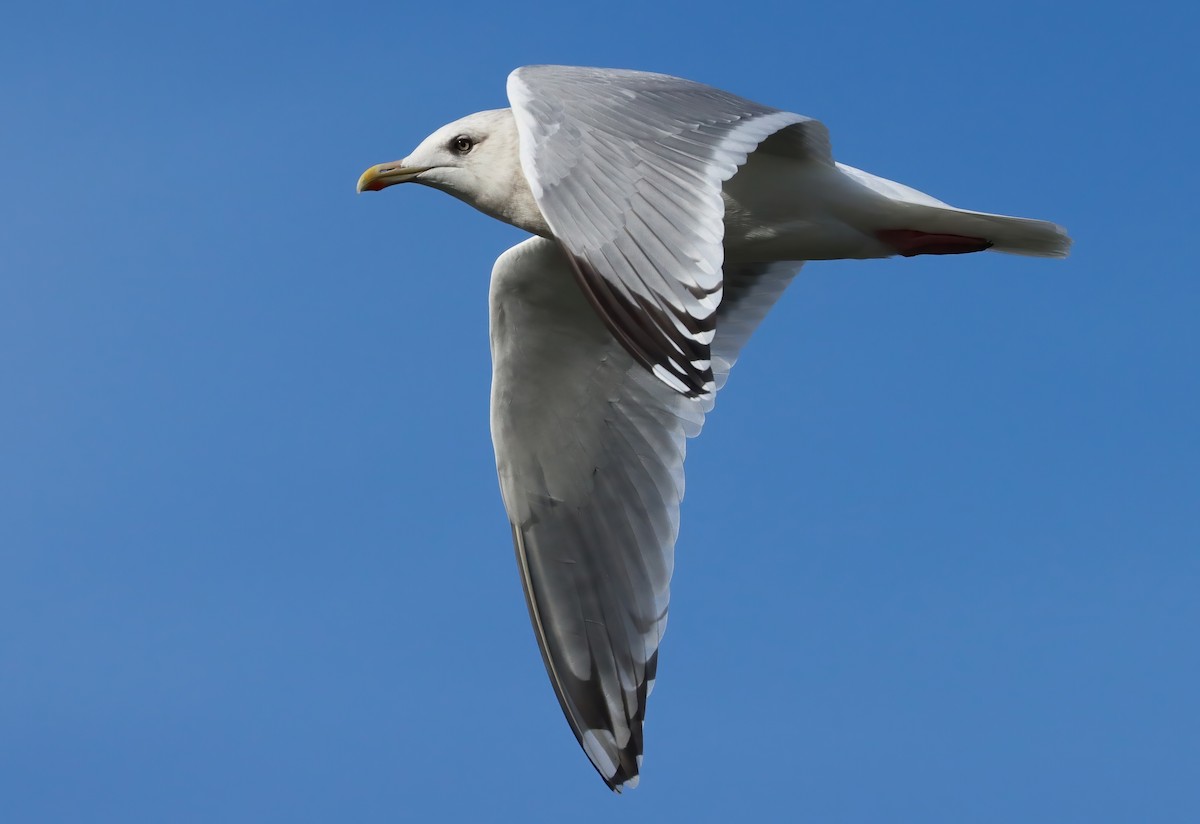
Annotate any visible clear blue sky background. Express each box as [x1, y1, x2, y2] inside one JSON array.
[[3, 2, 1197, 821]]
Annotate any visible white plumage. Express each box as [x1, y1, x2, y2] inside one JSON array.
[[357, 65, 1070, 791]]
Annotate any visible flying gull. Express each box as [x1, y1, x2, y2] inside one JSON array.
[[356, 65, 1070, 791]]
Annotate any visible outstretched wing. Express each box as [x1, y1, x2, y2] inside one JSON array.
[[507, 65, 825, 398], [490, 236, 801, 790]]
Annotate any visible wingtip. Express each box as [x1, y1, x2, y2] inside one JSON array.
[[599, 763, 641, 793], [581, 727, 645, 792]]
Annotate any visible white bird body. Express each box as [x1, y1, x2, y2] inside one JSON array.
[[382, 105, 1068, 265], [722, 151, 897, 260], [357, 65, 1070, 791]]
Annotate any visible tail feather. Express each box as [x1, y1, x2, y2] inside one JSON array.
[[893, 206, 1071, 258], [837, 162, 1072, 258]]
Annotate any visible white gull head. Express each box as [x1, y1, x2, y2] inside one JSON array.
[[357, 108, 549, 236]]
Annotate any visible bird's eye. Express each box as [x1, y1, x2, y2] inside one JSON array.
[[452, 135, 474, 154]]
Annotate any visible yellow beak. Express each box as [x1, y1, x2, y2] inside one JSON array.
[[356, 163, 431, 193]]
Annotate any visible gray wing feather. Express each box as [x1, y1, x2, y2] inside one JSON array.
[[490, 237, 801, 790], [507, 65, 823, 398], [710, 260, 804, 395]]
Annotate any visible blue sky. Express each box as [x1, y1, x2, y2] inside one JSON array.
[[3, 1, 1197, 821]]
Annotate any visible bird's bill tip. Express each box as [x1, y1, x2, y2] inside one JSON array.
[[356, 163, 429, 193]]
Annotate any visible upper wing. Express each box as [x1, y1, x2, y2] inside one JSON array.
[[490, 236, 801, 790], [507, 65, 824, 398]]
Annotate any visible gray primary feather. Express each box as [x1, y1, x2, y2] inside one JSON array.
[[490, 237, 800, 790]]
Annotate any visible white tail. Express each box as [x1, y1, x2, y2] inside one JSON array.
[[838, 163, 1072, 258]]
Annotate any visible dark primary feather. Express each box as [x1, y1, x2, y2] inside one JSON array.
[[490, 237, 800, 789]]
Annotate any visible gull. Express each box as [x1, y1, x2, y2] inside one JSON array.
[[356, 65, 1070, 791]]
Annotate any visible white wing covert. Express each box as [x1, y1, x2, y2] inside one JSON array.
[[489, 237, 801, 790], [507, 65, 824, 398]]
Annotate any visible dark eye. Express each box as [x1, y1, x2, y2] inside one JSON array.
[[451, 135, 474, 154]]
